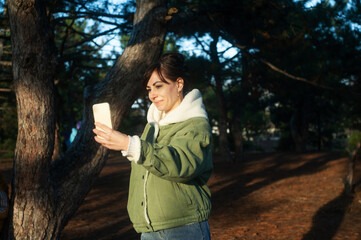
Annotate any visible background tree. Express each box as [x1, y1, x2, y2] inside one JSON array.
[[5, 0, 167, 239], [0, 0, 131, 159], [0, 1, 16, 158], [50, 0, 133, 158], [198, 0, 361, 152]]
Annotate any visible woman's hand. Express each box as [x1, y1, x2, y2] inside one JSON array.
[[93, 122, 129, 151]]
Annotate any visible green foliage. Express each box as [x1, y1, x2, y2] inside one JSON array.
[[186, 55, 213, 91], [0, 139, 15, 158], [0, 4, 16, 157], [344, 130, 361, 158], [348, 131, 361, 149], [120, 35, 130, 50], [163, 33, 181, 53], [0, 102, 17, 157], [277, 125, 294, 151], [119, 109, 147, 136], [241, 103, 270, 136], [2, 0, 361, 155], [51, 2, 121, 147]]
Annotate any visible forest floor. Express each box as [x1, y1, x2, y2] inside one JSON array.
[[1, 151, 361, 240]]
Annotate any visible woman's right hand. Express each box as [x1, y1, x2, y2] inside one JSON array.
[[93, 122, 129, 151]]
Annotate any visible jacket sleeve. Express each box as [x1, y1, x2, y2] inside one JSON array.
[[138, 130, 212, 183]]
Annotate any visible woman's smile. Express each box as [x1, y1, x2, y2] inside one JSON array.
[[154, 100, 164, 108], [146, 71, 183, 114]]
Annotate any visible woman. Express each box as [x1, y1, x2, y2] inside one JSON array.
[[93, 53, 213, 240]]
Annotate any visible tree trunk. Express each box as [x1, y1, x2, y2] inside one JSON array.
[[290, 100, 310, 152], [317, 111, 322, 151], [52, 122, 62, 161], [7, 0, 57, 238], [345, 142, 361, 194], [6, 0, 167, 239], [209, 32, 232, 162], [215, 83, 231, 161], [230, 53, 250, 162], [290, 110, 308, 152], [231, 115, 243, 162]]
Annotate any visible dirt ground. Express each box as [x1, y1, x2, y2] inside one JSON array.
[[1, 151, 361, 240]]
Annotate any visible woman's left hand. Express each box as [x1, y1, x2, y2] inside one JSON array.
[[93, 122, 129, 151]]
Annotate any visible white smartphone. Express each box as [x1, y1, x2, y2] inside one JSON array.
[[92, 102, 113, 130]]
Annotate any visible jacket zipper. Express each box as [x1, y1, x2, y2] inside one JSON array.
[[143, 170, 150, 224]]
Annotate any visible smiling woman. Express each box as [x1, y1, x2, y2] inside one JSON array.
[[146, 72, 183, 114], [145, 54, 185, 115], [93, 53, 213, 240]]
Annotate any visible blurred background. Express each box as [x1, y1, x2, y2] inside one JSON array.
[[2, 0, 361, 161]]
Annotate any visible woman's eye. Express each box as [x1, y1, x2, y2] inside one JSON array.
[[155, 84, 163, 89]]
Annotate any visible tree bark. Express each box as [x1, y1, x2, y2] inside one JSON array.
[[231, 115, 243, 162], [6, 0, 167, 239], [345, 142, 361, 194], [290, 110, 308, 152], [317, 111, 322, 151], [209, 32, 232, 162], [7, 0, 57, 238], [290, 98, 310, 152], [52, 121, 62, 161]]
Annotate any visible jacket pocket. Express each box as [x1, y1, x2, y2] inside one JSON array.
[[174, 182, 193, 206]]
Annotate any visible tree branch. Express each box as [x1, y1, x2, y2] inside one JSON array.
[[193, 34, 210, 55], [59, 18, 76, 57], [54, 11, 128, 19], [54, 14, 131, 29], [64, 27, 119, 49], [0, 88, 12, 92], [221, 50, 241, 66], [216, 28, 335, 91], [259, 59, 334, 90], [203, 12, 335, 90], [0, 61, 12, 67]]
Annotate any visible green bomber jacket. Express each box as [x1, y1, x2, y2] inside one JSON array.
[[127, 116, 213, 233]]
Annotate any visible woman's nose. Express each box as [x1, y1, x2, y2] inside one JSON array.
[[149, 91, 157, 101]]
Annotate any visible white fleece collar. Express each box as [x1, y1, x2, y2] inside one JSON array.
[[147, 89, 208, 126]]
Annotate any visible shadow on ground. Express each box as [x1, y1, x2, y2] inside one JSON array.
[[211, 152, 340, 213], [209, 152, 356, 239], [1, 151, 355, 239], [60, 153, 140, 240], [302, 190, 354, 240]]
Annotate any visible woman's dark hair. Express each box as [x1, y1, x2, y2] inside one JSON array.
[[144, 53, 188, 92]]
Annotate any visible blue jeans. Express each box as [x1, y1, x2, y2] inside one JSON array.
[[141, 221, 211, 240]]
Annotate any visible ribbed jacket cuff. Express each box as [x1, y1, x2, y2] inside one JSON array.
[[121, 135, 141, 163]]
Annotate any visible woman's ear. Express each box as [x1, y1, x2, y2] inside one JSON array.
[[176, 78, 184, 92]]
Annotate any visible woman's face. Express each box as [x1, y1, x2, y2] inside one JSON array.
[[146, 71, 183, 114]]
